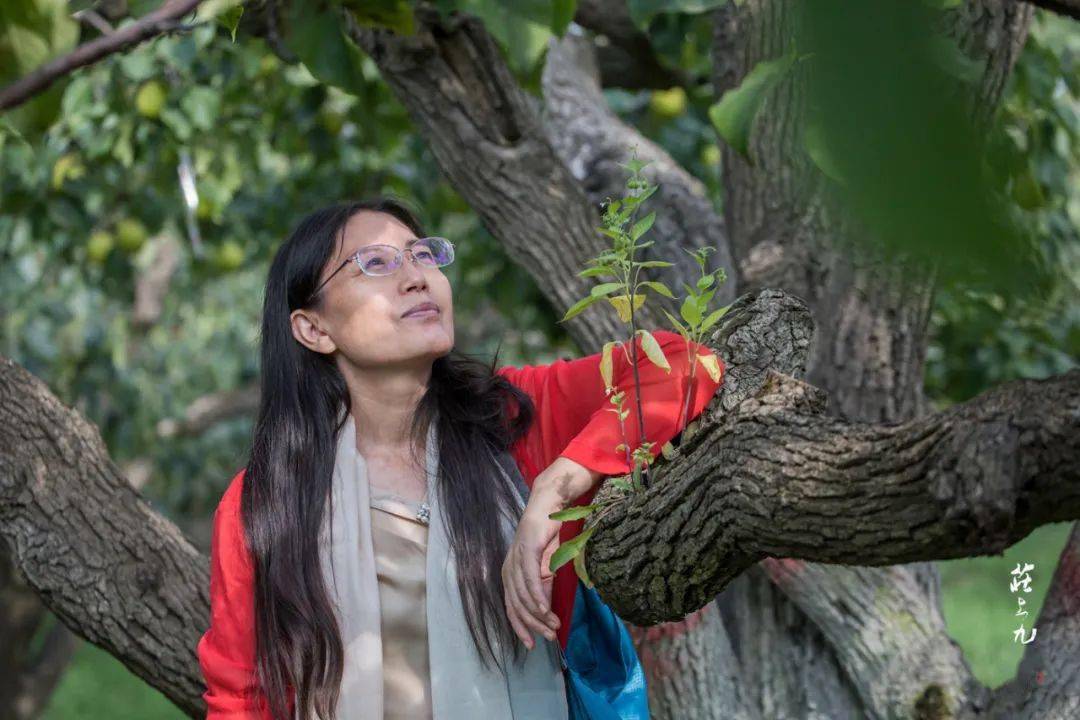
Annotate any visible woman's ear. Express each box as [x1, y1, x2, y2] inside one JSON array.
[[290, 309, 336, 355]]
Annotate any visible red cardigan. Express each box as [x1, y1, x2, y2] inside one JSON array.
[[196, 330, 724, 718]]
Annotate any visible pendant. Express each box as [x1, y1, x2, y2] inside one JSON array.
[[416, 502, 431, 525]]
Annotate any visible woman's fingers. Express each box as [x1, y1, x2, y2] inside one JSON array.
[[502, 555, 534, 647], [521, 552, 557, 630], [503, 587, 533, 648], [509, 583, 553, 643], [509, 548, 557, 641]]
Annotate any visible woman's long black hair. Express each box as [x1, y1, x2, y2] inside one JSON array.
[[241, 196, 536, 720]]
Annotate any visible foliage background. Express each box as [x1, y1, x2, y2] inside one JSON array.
[[0, 1, 1076, 716]]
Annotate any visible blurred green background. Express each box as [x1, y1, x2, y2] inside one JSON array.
[[1, 0, 1076, 717]]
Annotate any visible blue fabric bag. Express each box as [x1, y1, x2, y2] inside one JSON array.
[[557, 580, 650, 720]]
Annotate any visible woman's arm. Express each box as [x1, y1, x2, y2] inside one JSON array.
[[196, 470, 275, 719], [496, 329, 724, 484], [497, 329, 726, 648]]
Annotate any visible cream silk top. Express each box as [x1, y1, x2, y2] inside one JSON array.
[[368, 488, 434, 720]]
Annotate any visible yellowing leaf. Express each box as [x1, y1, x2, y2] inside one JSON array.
[[573, 543, 593, 588], [637, 329, 670, 372], [608, 293, 646, 322], [698, 352, 722, 382], [600, 341, 616, 392], [660, 441, 675, 459]]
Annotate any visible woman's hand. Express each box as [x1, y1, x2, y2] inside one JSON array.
[[501, 456, 603, 649]]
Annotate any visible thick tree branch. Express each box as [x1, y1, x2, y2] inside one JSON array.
[[762, 560, 989, 718], [343, 3, 634, 352], [0, 356, 208, 719], [572, 0, 690, 89], [0, 0, 201, 113], [586, 294, 1080, 626]]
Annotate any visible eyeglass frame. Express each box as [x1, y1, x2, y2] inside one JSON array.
[[307, 236, 455, 303]]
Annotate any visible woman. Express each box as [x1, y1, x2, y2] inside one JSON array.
[[196, 197, 724, 719]]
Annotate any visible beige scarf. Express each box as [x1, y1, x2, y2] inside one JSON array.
[[301, 408, 568, 719]]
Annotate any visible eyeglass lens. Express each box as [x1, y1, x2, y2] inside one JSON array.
[[358, 238, 454, 276]]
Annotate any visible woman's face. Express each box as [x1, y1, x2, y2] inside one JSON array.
[[290, 210, 455, 369]]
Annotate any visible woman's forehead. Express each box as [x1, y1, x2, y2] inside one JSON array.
[[338, 211, 418, 257]]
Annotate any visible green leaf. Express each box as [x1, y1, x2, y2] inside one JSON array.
[[194, 0, 244, 24], [661, 308, 689, 336], [549, 504, 599, 521], [578, 265, 613, 278], [454, 0, 551, 74], [551, 0, 577, 36], [573, 544, 593, 587], [708, 49, 797, 160], [630, 211, 656, 241], [560, 294, 600, 323], [180, 86, 221, 131], [219, 5, 244, 42], [802, 116, 847, 184], [549, 526, 596, 573], [640, 280, 675, 299], [339, 0, 416, 35], [680, 295, 703, 326], [637, 260, 675, 268], [0, 0, 79, 134], [1011, 162, 1046, 210], [283, 3, 369, 95], [635, 184, 659, 205], [929, 35, 982, 85], [700, 302, 733, 331], [591, 282, 625, 297]]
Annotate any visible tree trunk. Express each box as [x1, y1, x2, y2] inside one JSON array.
[[0, 2, 1076, 719], [704, 2, 1069, 719]]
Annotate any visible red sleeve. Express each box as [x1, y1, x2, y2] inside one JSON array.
[[495, 329, 725, 647], [196, 470, 282, 719]]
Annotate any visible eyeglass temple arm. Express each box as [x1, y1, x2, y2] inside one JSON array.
[[310, 257, 352, 299]]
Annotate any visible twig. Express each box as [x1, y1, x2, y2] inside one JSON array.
[[73, 9, 116, 36], [0, 0, 203, 113]]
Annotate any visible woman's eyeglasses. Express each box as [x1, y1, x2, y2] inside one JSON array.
[[308, 236, 455, 302]]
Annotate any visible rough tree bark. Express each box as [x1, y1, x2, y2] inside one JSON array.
[[0, 357, 210, 718], [1, 1, 1077, 719], [705, 2, 1072, 719]]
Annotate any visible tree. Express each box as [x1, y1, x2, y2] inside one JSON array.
[[1, 1, 1078, 718]]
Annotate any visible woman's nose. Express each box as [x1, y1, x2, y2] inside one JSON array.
[[401, 251, 427, 281]]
